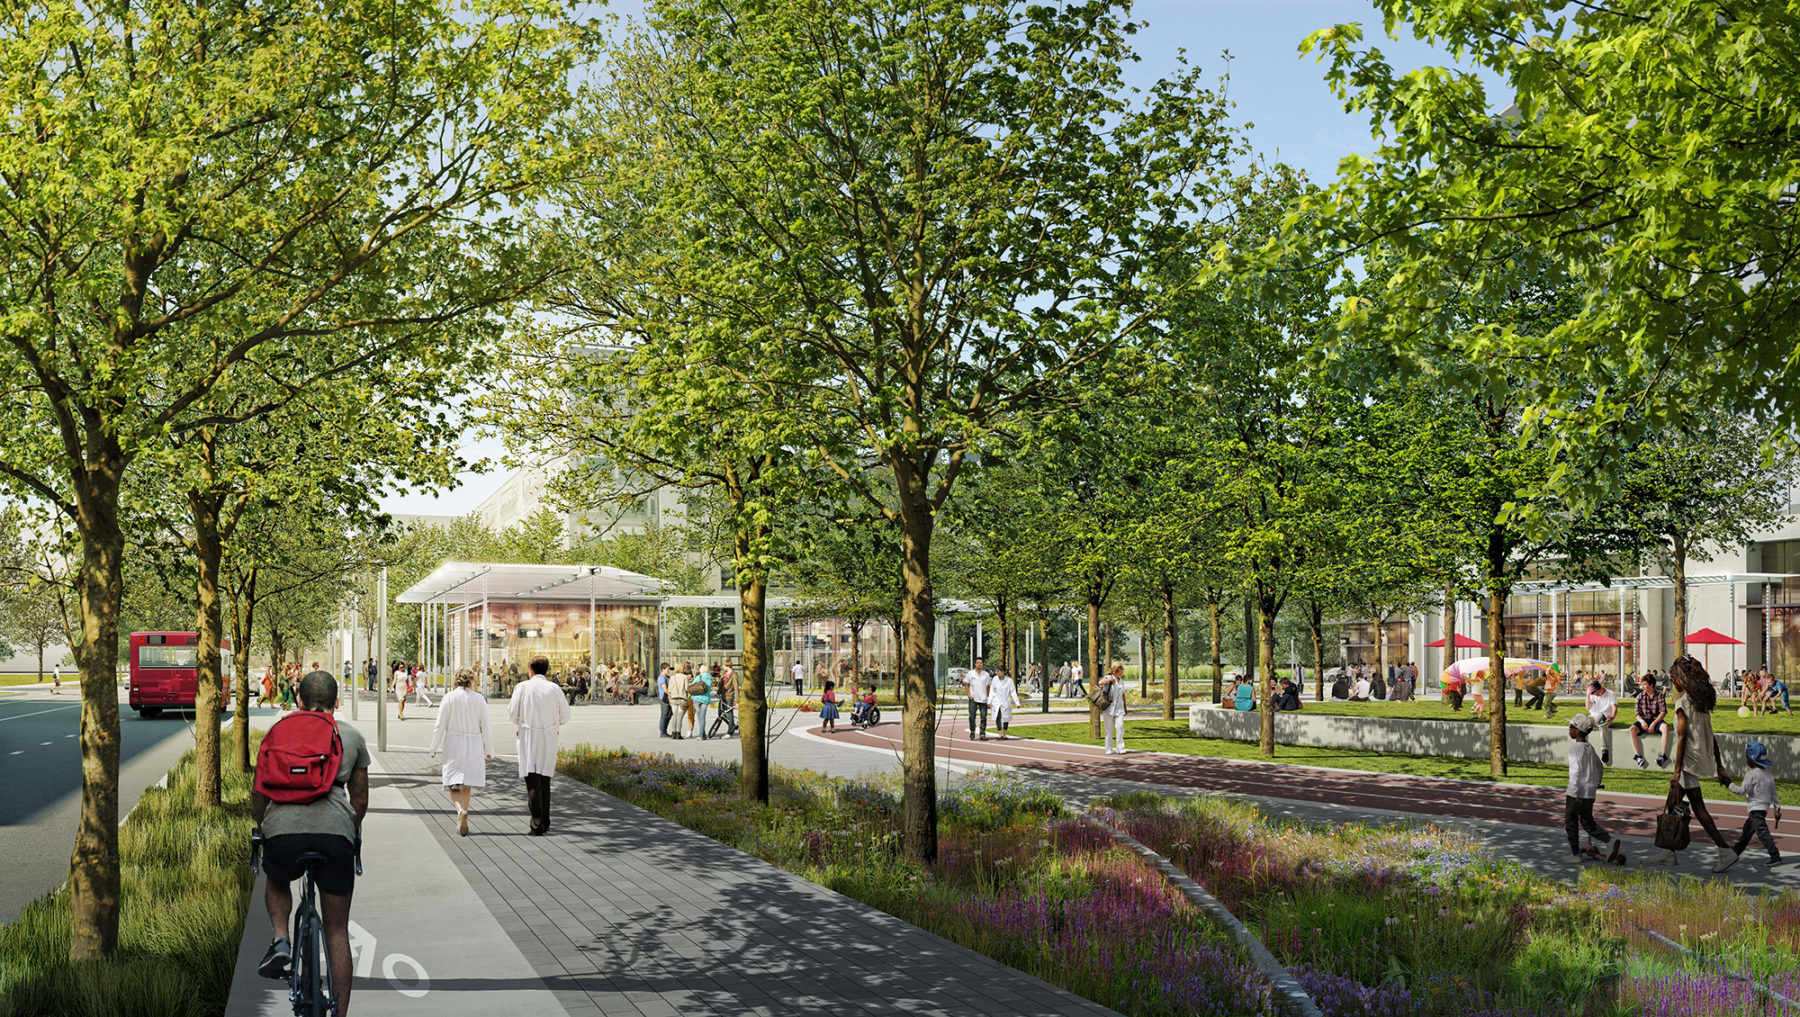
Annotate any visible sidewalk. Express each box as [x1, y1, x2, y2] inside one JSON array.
[[228, 742, 1122, 1017]]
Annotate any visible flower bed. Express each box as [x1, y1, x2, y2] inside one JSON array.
[[559, 747, 1275, 1016], [1096, 792, 1800, 1017]]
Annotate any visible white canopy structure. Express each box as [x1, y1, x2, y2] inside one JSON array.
[[396, 562, 664, 605]]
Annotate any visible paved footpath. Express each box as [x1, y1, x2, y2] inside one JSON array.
[[227, 738, 1119, 1017], [822, 710, 1800, 890]]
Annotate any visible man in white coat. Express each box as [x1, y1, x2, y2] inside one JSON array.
[[508, 656, 571, 836]]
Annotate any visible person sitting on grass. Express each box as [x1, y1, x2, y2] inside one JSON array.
[[1233, 676, 1257, 711], [1391, 670, 1414, 702], [1630, 672, 1670, 769], [1329, 673, 1350, 702], [1349, 674, 1371, 702], [1369, 668, 1387, 701]]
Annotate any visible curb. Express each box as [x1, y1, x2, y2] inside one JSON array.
[[1087, 815, 1323, 1017]]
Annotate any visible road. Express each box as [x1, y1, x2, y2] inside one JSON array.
[[0, 686, 250, 923]]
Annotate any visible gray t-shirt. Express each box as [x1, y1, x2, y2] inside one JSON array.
[[262, 715, 370, 844]]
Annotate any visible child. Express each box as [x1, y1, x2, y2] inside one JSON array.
[[1586, 677, 1618, 766], [1725, 741, 1783, 868], [1772, 675, 1792, 716], [819, 680, 839, 734], [989, 667, 1020, 740], [1566, 714, 1624, 865]]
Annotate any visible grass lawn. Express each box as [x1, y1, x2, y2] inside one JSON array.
[[1020, 719, 1800, 806], [0, 673, 56, 688], [1289, 698, 1798, 735]]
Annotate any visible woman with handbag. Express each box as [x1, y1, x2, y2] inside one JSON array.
[[1099, 661, 1128, 754], [1645, 655, 1737, 869]]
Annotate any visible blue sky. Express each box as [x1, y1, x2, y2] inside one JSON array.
[[383, 0, 1494, 520]]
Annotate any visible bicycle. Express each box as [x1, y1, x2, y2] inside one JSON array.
[[251, 831, 361, 1017]]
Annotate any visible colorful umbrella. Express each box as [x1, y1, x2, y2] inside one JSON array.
[[1439, 656, 1563, 691]]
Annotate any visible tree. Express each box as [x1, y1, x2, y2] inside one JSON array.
[[1304, 3, 1800, 462], [787, 509, 901, 691], [0, 3, 591, 957], [564, 0, 1238, 860], [1614, 416, 1800, 655], [0, 512, 70, 676]]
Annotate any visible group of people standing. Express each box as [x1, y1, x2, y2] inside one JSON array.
[[657, 661, 736, 740]]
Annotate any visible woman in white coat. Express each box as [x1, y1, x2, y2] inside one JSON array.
[[430, 667, 495, 836]]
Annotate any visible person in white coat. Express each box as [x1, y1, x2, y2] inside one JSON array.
[[989, 667, 1020, 740], [508, 655, 571, 835], [431, 668, 495, 837]]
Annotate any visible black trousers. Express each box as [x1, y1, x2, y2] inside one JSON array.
[[525, 773, 552, 834], [1733, 809, 1780, 859], [1564, 795, 1608, 853], [1525, 687, 1546, 710], [658, 696, 672, 736], [967, 699, 988, 737]]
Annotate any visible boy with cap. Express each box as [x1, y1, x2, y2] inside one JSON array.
[[1567, 713, 1624, 864], [1719, 741, 1782, 871]]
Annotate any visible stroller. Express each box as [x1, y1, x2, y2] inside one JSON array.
[[850, 696, 882, 730]]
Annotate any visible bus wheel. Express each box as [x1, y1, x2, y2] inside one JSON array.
[[138, 708, 162, 719]]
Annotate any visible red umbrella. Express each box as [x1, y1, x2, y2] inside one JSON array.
[[1425, 634, 1489, 648], [1558, 631, 1628, 647], [1667, 627, 1745, 672]]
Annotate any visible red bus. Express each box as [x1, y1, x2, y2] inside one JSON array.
[[128, 632, 233, 718]]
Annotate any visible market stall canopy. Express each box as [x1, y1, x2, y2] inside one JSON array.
[[396, 562, 665, 605], [1425, 634, 1489, 648], [1558, 631, 1629, 648]]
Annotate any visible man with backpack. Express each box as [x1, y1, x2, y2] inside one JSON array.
[[252, 669, 370, 1014]]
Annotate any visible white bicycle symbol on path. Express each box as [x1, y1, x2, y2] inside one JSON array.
[[348, 921, 430, 998]]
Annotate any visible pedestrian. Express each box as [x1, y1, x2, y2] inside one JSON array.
[[1565, 714, 1624, 865], [259, 665, 274, 708], [394, 662, 409, 721], [691, 664, 715, 739], [791, 659, 804, 698], [1579, 676, 1618, 766], [1645, 655, 1737, 870], [1070, 659, 1085, 697], [1630, 672, 1671, 769], [990, 667, 1019, 739], [667, 663, 690, 739], [1725, 741, 1783, 867], [1100, 661, 1128, 754], [508, 656, 571, 836], [430, 668, 495, 837], [966, 656, 992, 740], [51, 662, 61, 695], [1054, 660, 1072, 697], [365, 657, 377, 693], [819, 679, 840, 733], [656, 663, 674, 737]]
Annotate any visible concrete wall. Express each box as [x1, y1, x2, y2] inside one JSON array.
[[1188, 702, 1800, 774]]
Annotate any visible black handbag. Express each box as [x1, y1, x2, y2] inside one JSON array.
[[1654, 800, 1692, 851]]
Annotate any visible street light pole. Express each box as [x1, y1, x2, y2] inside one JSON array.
[[376, 567, 388, 752]]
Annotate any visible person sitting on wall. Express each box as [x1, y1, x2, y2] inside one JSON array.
[[1233, 676, 1257, 711], [1274, 679, 1303, 711]]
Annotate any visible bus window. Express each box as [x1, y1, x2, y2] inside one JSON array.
[[137, 646, 198, 669]]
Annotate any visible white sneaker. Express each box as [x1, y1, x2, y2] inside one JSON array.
[[1645, 847, 1678, 866], [1713, 847, 1740, 874]]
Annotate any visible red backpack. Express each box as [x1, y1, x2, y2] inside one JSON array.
[[255, 711, 344, 804]]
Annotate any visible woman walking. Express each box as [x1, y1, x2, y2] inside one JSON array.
[[1100, 661, 1128, 754], [431, 668, 495, 837], [1645, 655, 1737, 869]]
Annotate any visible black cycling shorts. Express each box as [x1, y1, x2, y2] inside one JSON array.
[[262, 833, 356, 896]]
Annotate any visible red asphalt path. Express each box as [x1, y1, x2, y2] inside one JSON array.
[[817, 714, 1797, 855]]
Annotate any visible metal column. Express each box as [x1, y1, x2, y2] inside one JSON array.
[[376, 567, 388, 752]]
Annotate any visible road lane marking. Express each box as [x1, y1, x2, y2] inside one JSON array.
[[7, 750, 20, 755], [0, 705, 80, 723]]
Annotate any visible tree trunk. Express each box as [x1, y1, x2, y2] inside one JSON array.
[[1162, 583, 1179, 720], [191, 491, 226, 807], [1208, 596, 1223, 704], [230, 567, 258, 772], [1441, 582, 1457, 693], [69, 461, 126, 960], [896, 485, 938, 863], [1257, 591, 1278, 757], [1087, 596, 1103, 738], [1671, 533, 1688, 659], [1374, 612, 1388, 690], [1487, 535, 1509, 776], [736, 564, 770, 803], [1307, 602, 1325, 702], [1140, 615, 1149, 697], [995, 593, 1009, 677], [849, 618, 863, 691], [1039, 615, 1050, 713]]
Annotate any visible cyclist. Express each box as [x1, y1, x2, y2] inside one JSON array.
[[253, 670, 370, 1014]]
